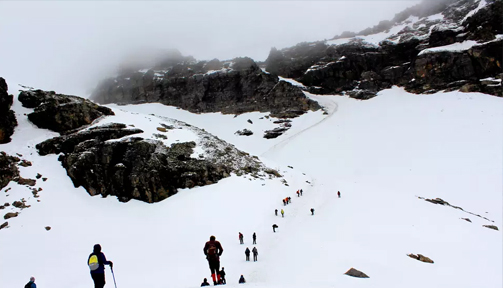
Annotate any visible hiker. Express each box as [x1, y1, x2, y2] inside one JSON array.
[[252, 232, 256, 244], [203, 235, 224, 285], [275, 209, 278, 216], [310, 208, 314, 215], [288, 197, 291, 204], [337, 191, 341, 198], [281, 209, 284, 217], [201, 278, 210, 287], [245, 247, 250, 261], [252, 247, 258, 262], [239, 275, 246, 284], [25, 277, 36, 288], [239, 232, 244, 244], [300, 189, 303, 196], [282, 199, 286, 206], [296, 190, 300, 197], [219, 267, 226, 284], [88, 244, 113, 288], [272, 224, 278, 232]]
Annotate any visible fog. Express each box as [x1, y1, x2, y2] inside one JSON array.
[[0, 1, 419, 97]]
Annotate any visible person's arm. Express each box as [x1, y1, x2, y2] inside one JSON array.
[[203, 243, 208, 255], [100, 253, 113, 267], [217, 242, 223, 256]]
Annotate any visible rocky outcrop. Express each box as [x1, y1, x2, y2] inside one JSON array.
[[0, 77, 18, 143], [408, 253, 434, 263], [265, 0, 502, 98], [18, 89, 114, 133], [0, 152, 20, 190], [4, 212, 18, 220], [344, 268, 369, 278], [38, 120, 272, 203], [92, 56, 320, 117]]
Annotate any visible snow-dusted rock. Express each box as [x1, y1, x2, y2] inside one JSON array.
[[0, 77, 17, 143]]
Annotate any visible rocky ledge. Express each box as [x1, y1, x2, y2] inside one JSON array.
[[18, 89, 114, 133], [0, 77, 18, 143], [91, 56, 320, 117]]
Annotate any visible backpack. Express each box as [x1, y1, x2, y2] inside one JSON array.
[[88, 254, 100, 271], [207, 242, 218, 258], [24, 282, 32, 288]]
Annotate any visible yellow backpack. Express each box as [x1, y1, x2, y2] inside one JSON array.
[[88, 254, 99, 271]]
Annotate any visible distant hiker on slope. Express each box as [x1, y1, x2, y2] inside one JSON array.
[[272, 224, 278, 232], [282, 199, 286, 206], [239, 232, 244, 244], [25, 277, 36, 288], [252, 232, 256, 244], [88, 244, 113, 288], [219, 267, 226, 284], [203, 235, 224, 285], [296, 190, 300, 197], [288, 197, 291, 204], [239, 275, 246, 284], [310, 208, 314, 215], [281, 209, 284, 217], [201, 278, 210, 287], [245, 247, 251, 261], [252, 247, 258, 262], [275, 209, 278, 216], [337, 191, 341, 198], [300, 189, 303, 196]]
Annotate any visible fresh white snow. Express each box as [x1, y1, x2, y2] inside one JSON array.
[[1, 85, 502, 288]]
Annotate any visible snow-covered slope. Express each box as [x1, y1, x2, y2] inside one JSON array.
[[1, 84, 501, 288]]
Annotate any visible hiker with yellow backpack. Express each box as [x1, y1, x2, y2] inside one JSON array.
[[88, 244, 114, 288]]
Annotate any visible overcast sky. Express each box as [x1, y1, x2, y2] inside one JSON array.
[[0, 1, 419, 97]]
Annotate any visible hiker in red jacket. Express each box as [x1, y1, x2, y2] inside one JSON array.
[[239, 232, 244, 244], [203, 235, 224, 285], [337, 191, 341, 198]]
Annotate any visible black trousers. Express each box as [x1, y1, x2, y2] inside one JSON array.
[[91, 273, 106, 288], [253, 239, 256, 244], [253, 254, 258, 261], [246, 254, 250, 261], [208, 258, 220, 274]]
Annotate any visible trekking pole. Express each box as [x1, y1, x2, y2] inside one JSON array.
[[111, 267, 118, 288]]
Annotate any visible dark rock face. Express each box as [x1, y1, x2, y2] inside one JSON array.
[[0, 77, 18, 143], [18, 89, 114, 133], [0, 152, 20, 190], [91, 57, 320, 117], [264, 127, 289, 139], [264, 0, 502, 98]]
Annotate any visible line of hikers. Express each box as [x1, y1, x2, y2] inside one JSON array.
[[244, 247, 258, 261]]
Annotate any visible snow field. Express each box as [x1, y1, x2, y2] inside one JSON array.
[[1, 84, 502, 288]]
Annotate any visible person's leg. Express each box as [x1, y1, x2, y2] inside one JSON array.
[[91, 273, 106, 288]]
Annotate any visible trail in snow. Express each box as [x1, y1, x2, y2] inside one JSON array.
[[262, 92, 339, 157]]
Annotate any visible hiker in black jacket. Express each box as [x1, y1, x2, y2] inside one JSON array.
[[252, 232, 256, 244], [245, 247, 250, 261], [218, 267, 226, 284], [252, 247, 258, 262]]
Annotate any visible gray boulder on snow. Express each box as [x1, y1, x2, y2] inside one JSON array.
[[344, 267, 370, 278]]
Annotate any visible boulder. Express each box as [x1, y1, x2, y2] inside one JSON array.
[[18, 89, 114, 133], [235, 129, 253, 136], [483, 225, 499, 231], [16, 177, 36, 186], [408, 253, 434, 263], [0, 221, 7, 230], [264, 127, 289, 139], [4, 212, 18, 220], [344, 268, 369, 278], [0, 77, 18, 143]]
